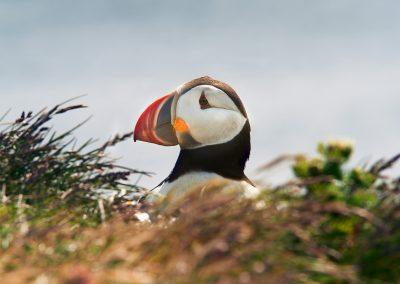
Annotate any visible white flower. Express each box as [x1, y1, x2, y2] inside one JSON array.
[[327, 138, 355, 149], [134, 212, 151, 222]]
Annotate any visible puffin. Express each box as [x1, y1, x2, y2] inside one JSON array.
[[134, 76, 258, 199]]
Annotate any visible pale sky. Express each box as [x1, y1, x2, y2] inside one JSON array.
[[1, 1, 399, 187]]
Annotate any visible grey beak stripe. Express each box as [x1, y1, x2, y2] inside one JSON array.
[[155, 94, 178, 146]]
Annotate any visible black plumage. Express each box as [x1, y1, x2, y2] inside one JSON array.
[[166, 121, 252, 185]]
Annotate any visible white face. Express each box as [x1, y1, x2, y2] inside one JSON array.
[[174, 85, 247, 148]]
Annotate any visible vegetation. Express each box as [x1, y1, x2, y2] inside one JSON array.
[[0, 103, 399, 283]]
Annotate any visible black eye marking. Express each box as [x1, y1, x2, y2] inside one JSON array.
[[199, 91, 212, 110]]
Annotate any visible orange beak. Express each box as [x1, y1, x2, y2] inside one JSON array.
[[134, 94, 178, 146]]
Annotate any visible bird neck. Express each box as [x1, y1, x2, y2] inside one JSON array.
[[166, 121, 251, 183]]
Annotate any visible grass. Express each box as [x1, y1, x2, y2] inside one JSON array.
[[0, 103, 399, 283]]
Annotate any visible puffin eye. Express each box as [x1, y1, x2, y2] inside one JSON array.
[[199, 92, 211, 110]]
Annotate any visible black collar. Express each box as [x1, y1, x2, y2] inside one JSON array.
[[166, 121, 251, 184]]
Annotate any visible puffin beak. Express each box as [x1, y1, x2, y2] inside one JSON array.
[[134, 93, 178, 146]]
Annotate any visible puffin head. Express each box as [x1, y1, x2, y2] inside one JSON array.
[[134, 76, 249, 150]]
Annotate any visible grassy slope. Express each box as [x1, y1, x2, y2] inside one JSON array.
[[0, 104, 399, 283]]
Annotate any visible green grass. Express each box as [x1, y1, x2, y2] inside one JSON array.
[[0, 103, 399, 283]]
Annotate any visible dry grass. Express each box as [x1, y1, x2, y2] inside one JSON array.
[[1, 183, 359, 283]]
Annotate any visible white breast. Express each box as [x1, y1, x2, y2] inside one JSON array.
[[149, 171, 259, 200]]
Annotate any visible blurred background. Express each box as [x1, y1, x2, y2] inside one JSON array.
[[1, 0, 399, 188]]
